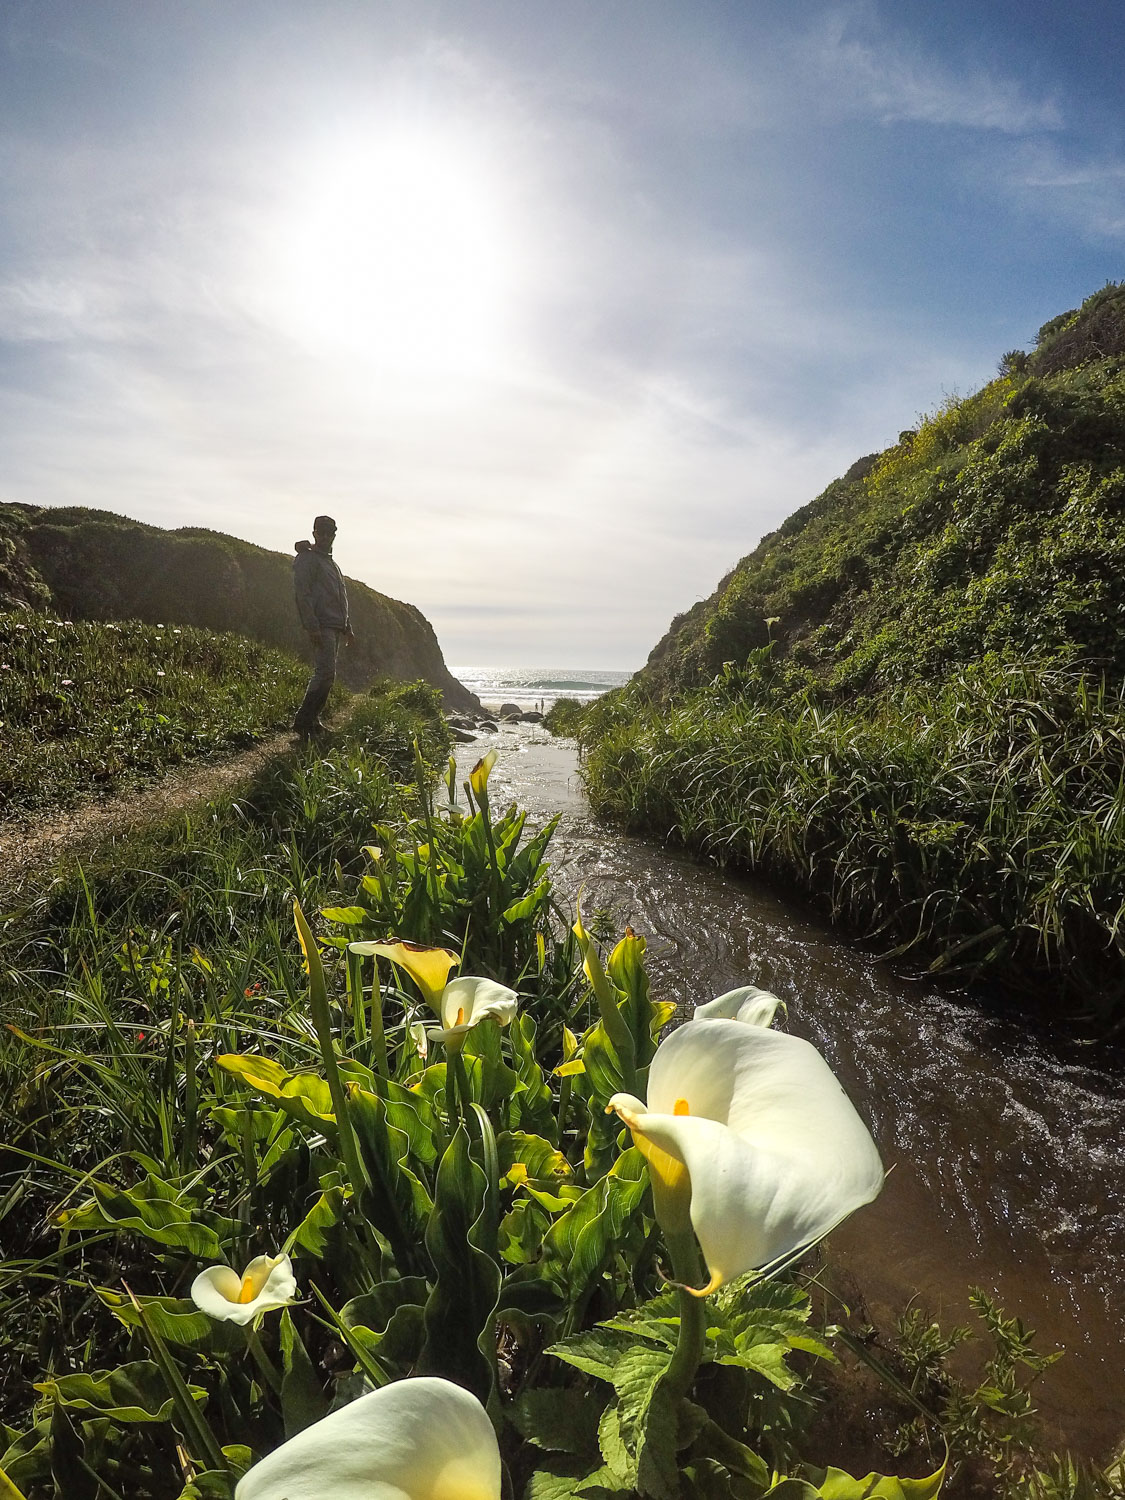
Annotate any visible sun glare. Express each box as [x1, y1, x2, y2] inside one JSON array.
[[271, 126, 516, 376]]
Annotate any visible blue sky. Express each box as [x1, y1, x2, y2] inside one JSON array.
[[1, 1, 1122, 667]]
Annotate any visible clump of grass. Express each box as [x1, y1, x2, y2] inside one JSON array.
[[543, 696, 586, 736], [0, 612, 316, 817], [582, 655, 1125, 1025]]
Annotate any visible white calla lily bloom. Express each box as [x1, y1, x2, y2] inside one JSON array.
[[235, 1375, 502, 1500], [191, 1253, 297, 1326], [608, 1017, 884, 1294], [428, 975, 518, 1045], [693, 983, 784, 1028]]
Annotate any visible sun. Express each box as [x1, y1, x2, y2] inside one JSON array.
[[271, 125, 516, 375]]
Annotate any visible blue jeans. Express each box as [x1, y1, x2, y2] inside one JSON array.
[[294, 629, 341, 731]]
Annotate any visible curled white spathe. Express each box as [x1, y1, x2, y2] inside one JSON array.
[[190, 1253, 297, 1326], [235, 1375, 502, 1500], [427, 975, 518, 1045], [608, 1017, 884, 1292], [693, 983, 784, 1028]]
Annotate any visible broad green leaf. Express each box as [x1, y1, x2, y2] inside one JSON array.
[[502, 881, 551, 924], [49, 1402, 95, 1500], [418, 1124, 502, 1405], [320, 905, 370, 925], [340, 1278, 431, 1333], [509, 1014, 557, 1137], [279, 1309, 328, 1438], [497, 1131, 571, 1189], [58, 1178, 228, 1259], [34, 1362, 206, 1423], [800, 1460, 947, 1500], [97, 1290, 241, 1354], [284, 1182, 348, 1260], [513, 1388, 606, 1456], [217, 1054, 336, 1134], [0, 1468, 29, 1500], [346, 1087, 433, 1255]]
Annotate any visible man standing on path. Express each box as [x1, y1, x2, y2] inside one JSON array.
[[292, 514, 355, 737]]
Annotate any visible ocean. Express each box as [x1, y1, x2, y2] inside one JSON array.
[[449, 666, 634, 713]]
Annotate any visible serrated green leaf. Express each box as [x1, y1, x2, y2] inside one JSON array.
[[548, 1327, 633, 1382], [513, 1388, 605, 1456]]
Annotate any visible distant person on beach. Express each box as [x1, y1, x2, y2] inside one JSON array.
[[292, 514, 354, 737]]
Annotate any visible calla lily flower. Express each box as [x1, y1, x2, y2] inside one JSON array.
[[693, 983, 784, 1028], [348, 939, 459, 1009], [607, 1017, 884, 1295], [191, 1253, 297, 1325], [235, 1375, 501, 1500], [347, 939, 517, 1049], [428, 975, 518, 1045], [469, 748, 498, 802]]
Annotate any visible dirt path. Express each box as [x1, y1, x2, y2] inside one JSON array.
[[0, 726, 310, 905]]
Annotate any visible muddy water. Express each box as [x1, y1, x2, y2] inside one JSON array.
[[476, 725, 1125, 1457]]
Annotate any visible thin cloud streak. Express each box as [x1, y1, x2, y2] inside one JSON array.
[[0, 3, 1120, 667]]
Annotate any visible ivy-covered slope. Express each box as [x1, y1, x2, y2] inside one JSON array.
[[0, 503, 478, 710], [641, 282, 1125, 699]]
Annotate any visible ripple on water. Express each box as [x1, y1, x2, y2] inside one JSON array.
[[466, 727, 1125, 1455]]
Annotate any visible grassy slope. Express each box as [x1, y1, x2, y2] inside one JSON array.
[[641, 283, 1125, 698], [0, 612, 314, 817], [0, 502, 477, 710], [584, 284, 1125, 1023]]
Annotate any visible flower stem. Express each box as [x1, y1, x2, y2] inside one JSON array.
[[243, 1324, 282, 1396], [663, 1230, 708, 1402]]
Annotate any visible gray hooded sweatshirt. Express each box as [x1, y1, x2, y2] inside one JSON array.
[[293, 541, 350, 633]]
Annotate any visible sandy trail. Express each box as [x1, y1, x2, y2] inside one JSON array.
[[0, 726, 309, 905]]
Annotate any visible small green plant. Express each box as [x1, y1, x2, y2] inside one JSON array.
[[543, 698, 587, 737]]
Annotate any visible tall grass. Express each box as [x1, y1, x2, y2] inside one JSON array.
[[582, 657, 1125, 1024], [0, 612, 314, 817]]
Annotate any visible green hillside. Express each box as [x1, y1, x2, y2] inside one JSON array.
[[0, 503, 477, 711], [584, 283, 1125, 1025], [642, 281, 1125, 698]]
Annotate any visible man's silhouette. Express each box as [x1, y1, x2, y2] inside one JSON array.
[[293, 514, 354, 737]]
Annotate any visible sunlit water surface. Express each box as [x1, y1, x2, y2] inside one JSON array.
[[465, 723, 1125, 1457]]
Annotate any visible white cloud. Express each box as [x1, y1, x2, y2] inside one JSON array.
[[801, 9, 1061, 134], [1001, 142, 1125, 241]]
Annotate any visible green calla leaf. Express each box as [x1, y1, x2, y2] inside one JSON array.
[[35, 1362, 207, 1424], [217, 1054, 337, 1135]]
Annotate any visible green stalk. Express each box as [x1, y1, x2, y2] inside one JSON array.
[[445, 1044, 470, 1125], [368, 961, 389, 1082], [662, 1230, 708, 1402], [181, 1018, 198, 1172], [243, 1323, 282, 1395], [126, 1285, 226, 1475], [292, 899, 369, 1200], [308, 1281, 390, 1388], [412, 739, 444, 926]]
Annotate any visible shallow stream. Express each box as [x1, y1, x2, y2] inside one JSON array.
[[472, 723, 1125, 1457]]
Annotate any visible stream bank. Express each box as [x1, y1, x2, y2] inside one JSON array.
[[469, 722, 1125, 1459]]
